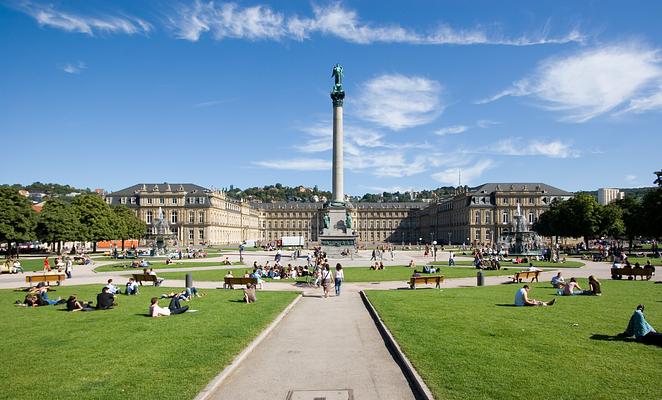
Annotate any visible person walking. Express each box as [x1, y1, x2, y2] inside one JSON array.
[[334, 264, 344, 296], [64, 258, 73, 279], [321, 264, 333, 298]]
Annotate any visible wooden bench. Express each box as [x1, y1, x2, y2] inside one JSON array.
[[25, 274, 65, 285], [408, 275, 445, 289], [512, 270, 540, 283], [132, 274, 163, 286], [224, 277, 258, 289], [611, 267, 654, 280]]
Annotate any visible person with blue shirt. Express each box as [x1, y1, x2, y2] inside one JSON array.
[[619, 304, 662, 346]]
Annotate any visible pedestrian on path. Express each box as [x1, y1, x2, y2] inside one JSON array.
[[321, 264, 332, 298], [334, 263, 344, 296]]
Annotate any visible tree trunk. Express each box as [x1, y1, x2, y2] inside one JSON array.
[[57, 241, 62, 255], [584, 237, 589, 251], [93, 241, 97, 253], [121, 239, 125, 251]]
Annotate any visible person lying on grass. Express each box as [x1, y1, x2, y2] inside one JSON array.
[[168, 294, 190, 315], [150, 297, 171, 317], [618, 304, 662, 346], [66, 294, 94, 312], [515, 285, 556, 307], [37, 287, 64, 305]]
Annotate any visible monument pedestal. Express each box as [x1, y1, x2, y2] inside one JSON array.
[[320, 204, 357, 258]]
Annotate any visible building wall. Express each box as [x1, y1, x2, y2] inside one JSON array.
[[597, 188, 623, 205]]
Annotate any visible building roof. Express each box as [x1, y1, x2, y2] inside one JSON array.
[[107, 183, 210, 196], [470, 183, 573, 196]]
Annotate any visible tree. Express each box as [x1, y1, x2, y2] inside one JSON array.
[[112, 205, 147, 250], [0, 187, 36, 257], [72, 194, 114, 252], [614, 196, 644, 251], [36, 198, 82, 253], [641, 187, 662, 239], [532, 200, 564, 242], [598, 203, 624, 240]]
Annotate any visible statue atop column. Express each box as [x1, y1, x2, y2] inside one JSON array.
[[331, 63, 345, 106]]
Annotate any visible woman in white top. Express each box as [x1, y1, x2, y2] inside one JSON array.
[[321, 265, 332, 298], [334, 264, 344, 296], [149, 297, 171, 317]]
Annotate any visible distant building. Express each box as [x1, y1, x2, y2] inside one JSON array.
[[597, 188, 624, 205]]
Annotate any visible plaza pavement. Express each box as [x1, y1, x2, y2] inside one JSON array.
[[0, 250, 616, 400]]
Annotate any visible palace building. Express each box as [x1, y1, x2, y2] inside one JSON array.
[[106, 182, 572, 246]]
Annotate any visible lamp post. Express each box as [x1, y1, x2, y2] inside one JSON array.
[[448, 232, 451, 246], [432, 240, 437, 262]]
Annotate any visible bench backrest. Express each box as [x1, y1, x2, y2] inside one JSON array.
[[132, 274, 157, 282], [611, 267, 652, 276], [25, 274, 65, 283], [225, 277, 258, 284], [516, 271, 539, 278], [410, 276, 444, 284]]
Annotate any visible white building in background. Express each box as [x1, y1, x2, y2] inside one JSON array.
[[597, 188, 624, 205]]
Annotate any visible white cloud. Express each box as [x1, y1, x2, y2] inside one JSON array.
[[168, 1, 584, 46], [193, 100, 225, 108], [435, 125, 468, 136], [61, 61, 86, 74], [19, 3, 152, 35], [479, 44, 662, 122], [464, 138, 579, 158], [253, 158, 331, 171], [625, 174, 637, 183], [432, 159, 494, 185], [356, 74, 443, 130]]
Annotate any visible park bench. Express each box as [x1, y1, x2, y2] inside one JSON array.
[[408, 275, 445, 289], [511, 270, 540, 283], [25, 274, 65, 286], [132, 274, 163, 286], [611, 267, 654, 280], [224, 277, 258, 289]]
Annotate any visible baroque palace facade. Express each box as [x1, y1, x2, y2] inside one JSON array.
[[106, 182, 572, 247]]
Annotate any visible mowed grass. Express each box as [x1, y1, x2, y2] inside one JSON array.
[[0, 285, 298, 400], [367, 280, 662, 400], [627, 257, 661, 266], [157, 266, 516, 283], [94, 260, 243, 272]]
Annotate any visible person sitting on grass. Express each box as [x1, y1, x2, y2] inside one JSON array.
[[66, 294, 94, 312], [562, 277, 584, 296], [244, 283, 257, 303], [618, 304, 662, 346], [168, 293, 190, 315], [379, 262, 385, 270], [551, 272, 565, 288], [408, 259, 416, 268], [150, 297, 171, 317], [223, 257, 232, 265], [587, 275, 602, 296], [126, 278, 139, 295], [96, 287, 116, 310], [105, 279, 120, 295], [514, 285, 556, 307], [165, 257, 173, 265]]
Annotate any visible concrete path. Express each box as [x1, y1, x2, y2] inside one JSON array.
[[208, 287, 416, 400]]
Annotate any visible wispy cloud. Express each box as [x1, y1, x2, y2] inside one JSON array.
[[432, 159, 495, 186], [356, 74, 443, 130], [60, 61, 86, 74], [625, 174, 637, 183], [253, 158, 331, 171], [479, 43, 662, 122], [17, 2, 152, 36], [435, 125, 468, 136], [465, 138, 580, 158], [193, 100, 226, 108], [168, 1, 584, 46]]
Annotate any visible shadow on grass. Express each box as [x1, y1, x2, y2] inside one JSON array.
[[495, 304, 517, 307], [590, 334, 638, 343]]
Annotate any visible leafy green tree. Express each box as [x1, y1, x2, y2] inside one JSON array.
[[614, 196, 644, 251], [112, 205, 147, 250], [598, 203, 624, 239], [36, 198, 82, 253], [641, 187, 662, 239], [0, 187, 36, 256], [72, 194, 114, 252], [532, 200, 565, 242]]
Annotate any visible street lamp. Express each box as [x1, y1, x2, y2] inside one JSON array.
[[432, 240, 437, 262], [448, 232, 451, 246]]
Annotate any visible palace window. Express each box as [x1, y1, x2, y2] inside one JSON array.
[[475, 211, 481, 224], [188, 229, 194, 240], [528, 211, 535, 224], [189, 211, 194, 223], [159, 198, 165, 204], [170, 211, 178, 224], [199, 211, 204, 224], [528, 197, 534, 204], [146, 211, 153, 224], [475, 229, 481, 240], [172, 198, 178, 205], [502, 197, 509, 205], [502, 211, 509, 224], [485, 212, 491, 224], [199, 230, 204, 240], [147, 198, 153, 205]]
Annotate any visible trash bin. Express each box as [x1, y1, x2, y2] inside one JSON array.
[[477, 270, 484, 286], [186, 273, 192, 289]]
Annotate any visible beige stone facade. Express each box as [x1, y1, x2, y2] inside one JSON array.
[[107, 182, 571, 247]]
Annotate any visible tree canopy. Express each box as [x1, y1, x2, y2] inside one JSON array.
[[0, 187, 36, 245]]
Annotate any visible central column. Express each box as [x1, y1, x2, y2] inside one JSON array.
[[332, 104, 343, 202]]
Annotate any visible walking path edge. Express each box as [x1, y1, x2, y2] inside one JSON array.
[[360, 290, 435, 400], [193, 292, 303, 400]]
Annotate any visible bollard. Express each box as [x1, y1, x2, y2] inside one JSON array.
[[477, 270, 484, 286], [185, 273, 192, 289]]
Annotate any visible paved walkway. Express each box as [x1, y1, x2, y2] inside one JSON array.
[[208, 287, 416, 400]]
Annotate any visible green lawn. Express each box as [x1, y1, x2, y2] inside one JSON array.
[[9, 258, 48, 272], [431, 260, 584, 268], [94, 261, 243, 272], [367, 280, 661, 400], [158, 266, 516, 283], [0, 285, 297, 400], [626, 257, 661, 266]]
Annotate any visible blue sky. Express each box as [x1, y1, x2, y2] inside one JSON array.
[[1, 1, 661, 194]]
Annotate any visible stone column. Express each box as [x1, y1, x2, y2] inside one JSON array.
[[332, 104, 343, 202]]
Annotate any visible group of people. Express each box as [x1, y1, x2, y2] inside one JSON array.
[[550, 272, 602, 296], [2, 257, 25, 274], [370, 246, 394, 261], [43, 256, 76, 278]]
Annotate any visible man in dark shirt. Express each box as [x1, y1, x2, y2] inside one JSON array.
[[96, 287, 115, 310]]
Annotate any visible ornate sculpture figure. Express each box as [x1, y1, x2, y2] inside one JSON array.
[[323, 213, 330, 229], [345, 212, 353, 229]]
